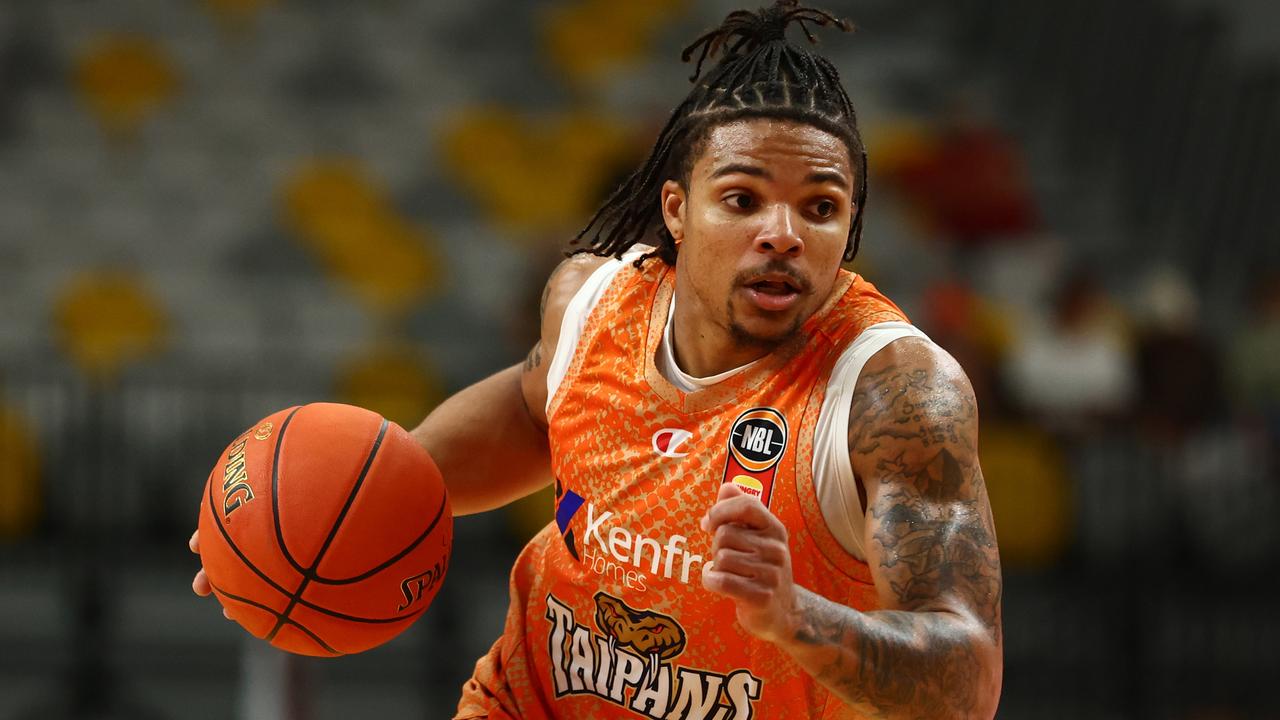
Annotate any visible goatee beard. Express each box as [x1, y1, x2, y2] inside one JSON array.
[[726, 309, 803, 350]]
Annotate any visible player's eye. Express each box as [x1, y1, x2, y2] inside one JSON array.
[[811, 199, 837, 219], [725, 193, 755, 210]]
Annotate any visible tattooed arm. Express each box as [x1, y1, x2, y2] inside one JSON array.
[[796, 338, 1002, 717], [702, 337, 1002, 719]]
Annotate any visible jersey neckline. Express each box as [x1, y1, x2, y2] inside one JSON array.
[[640, 265, 857, 414]]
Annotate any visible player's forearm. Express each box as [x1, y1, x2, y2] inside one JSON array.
[[779, 587, 1001, 720], [411, 364, 552, 516]]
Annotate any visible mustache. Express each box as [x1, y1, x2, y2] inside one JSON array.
[[733, 260, 812, 294]]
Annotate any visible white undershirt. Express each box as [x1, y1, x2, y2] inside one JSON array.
[[656, 291, 758, 392]]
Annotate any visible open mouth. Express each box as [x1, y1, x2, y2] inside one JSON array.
[[741, 273, 805, 312], [747, 278, 800, 295]]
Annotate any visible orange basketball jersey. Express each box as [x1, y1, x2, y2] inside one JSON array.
[[458, 259, 909, 720]]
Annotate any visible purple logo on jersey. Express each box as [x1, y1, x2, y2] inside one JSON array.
[[555, 484, 586, 561]]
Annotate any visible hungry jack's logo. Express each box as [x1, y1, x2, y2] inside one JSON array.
[[721, 407, 788, 506], [545, 592, 762, 718]]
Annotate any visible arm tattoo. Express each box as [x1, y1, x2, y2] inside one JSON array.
[[784, 351, 1002, 719], [524, 260, 567, 376], [793, 592, 983, 718], [539, 272, 553, 321], [869, 448, 1001, 636], [523, 340, 542, 373], [849, 360, 1000, 636]]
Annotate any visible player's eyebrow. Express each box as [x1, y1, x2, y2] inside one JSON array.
[[710, 163, 770, 180], [806, 169, 849, 190], [709, 163, 849, 190]]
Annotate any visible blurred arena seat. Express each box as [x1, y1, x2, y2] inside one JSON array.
[[439, 107, 633, 238], [0, 401, 41, 539], [201, 0, 272, 32], [542, 0, 688, 89], [335, 341, 444, 431], [74, 34, 179, 139], [979, 424, 1070, 568], [54, 271, 168, 381], [281, 160, 442, 317]]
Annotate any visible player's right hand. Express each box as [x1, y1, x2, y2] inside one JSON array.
[[190, 530, 231, 618]]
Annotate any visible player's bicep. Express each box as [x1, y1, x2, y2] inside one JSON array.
[[848, 339, 1002, 641], [519, 254, 612, 430]]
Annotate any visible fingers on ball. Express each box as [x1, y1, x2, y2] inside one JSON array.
[[192, 570, 212, 597]]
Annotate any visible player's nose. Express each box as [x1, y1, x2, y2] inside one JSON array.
[[753, 203, 804, 257]]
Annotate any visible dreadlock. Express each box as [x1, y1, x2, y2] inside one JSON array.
[[571, 0, 866, 267]]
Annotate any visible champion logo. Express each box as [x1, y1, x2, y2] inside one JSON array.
[[651, 428, 693, 458]]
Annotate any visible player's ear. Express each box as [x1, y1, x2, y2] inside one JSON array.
[[660, 179, 686, 242]]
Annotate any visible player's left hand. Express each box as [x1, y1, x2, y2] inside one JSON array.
[[700, 482, 798, 644]]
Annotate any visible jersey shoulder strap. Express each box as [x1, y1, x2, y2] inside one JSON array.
[[811, 321, 932, 560], [544, 249, 648, 415]]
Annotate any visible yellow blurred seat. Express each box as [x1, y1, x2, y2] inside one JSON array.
[[281, 160, 442, 318], [0, 404, 40, 539], [55, 271, 168, 381], [335, 342, 444, 431], [203, 0, 273, 31], [440, 107, 632, 239], [75, 34, 179, 138], [543, 0, 688, 88], [980, 423, 1072, 568]]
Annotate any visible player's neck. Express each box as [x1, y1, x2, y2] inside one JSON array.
[[670, 288, 774, 378]]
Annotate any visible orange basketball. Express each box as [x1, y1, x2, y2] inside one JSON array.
[[197, 403, 452, 656]]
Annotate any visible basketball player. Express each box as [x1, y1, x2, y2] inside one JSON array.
[[193, 2, 1002, 717]]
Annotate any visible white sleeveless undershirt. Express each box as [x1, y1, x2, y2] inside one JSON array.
[[657, 291, 758, 392], [545, 254, 930, 561]]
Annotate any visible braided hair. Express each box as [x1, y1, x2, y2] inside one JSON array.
[[572, 0, 866, 267]]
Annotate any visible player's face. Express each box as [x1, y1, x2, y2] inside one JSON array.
[[662, 118, 854, 349]]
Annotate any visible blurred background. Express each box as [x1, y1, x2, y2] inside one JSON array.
[[0, 0, 1278, 718]]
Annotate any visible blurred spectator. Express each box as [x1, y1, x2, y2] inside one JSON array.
[[1131, 266, 1223, 442], [919, 275, 1075, 569], [1228, 271, 1280, 430], [919, 277, 1009, 415], [883, 99, 1039, 247], [1005, 270, 1136, 432]]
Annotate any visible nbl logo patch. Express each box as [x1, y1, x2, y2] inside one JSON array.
[[721, 407, 788, 506]]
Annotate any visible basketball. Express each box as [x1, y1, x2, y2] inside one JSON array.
[[197, 403, 452, 656]]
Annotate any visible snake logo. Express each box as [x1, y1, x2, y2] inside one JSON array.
[[594, 592, 687, 688]]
